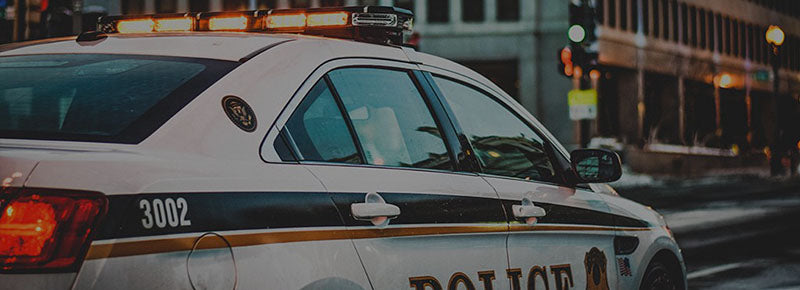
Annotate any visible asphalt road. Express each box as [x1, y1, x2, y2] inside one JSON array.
[[666, 191, 800, 289], [682, 227, 800, 289]]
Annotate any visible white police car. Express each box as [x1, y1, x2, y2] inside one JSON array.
[[0, 6, 685, 290]]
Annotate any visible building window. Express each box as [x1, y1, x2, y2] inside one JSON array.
[[699, 8, 706, 49], [642, 0, 649, 35], [156, 0, 177, 12], [631, 0, 638, 32], [749, 24, 755, 61], [733, 20, 740, 57], [319, 0, 344, 7], [462, 0, 486, 22], [724, 17, 731, 55], [189, 0, 208, 11], [680, 3, 688, 45], [427, 0, 449, 23], [707, 10, 714, 51], [716, 14, 723, 53], [661, 0, 669, 39], [608, 0, 617, 28], [289, 0, 309, 8], [689, 6, 696, 47], [741, 21, 747, 59], [497, 0, 520, 22], [596, 0, 604, 25], [256, 0, 276, 10], [671, 0, 678, 42], [620, 0, 628, 31], [224, 0, 248, 10], [652, 0, 660, 38], [122, 0, 144, 14], [762, 26, 769, 63]]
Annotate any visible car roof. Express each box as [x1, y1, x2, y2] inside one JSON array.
[[0, 32, 302, 61]]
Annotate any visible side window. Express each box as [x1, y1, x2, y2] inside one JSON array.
[[327, 68, 452, 170], [433, 76, 557, 182], [284, 79, 361, 164]]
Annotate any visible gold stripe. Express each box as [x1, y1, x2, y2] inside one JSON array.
[[508, 225, 651, 232], [85, 224, 649, 260]]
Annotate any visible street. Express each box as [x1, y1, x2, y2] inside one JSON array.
[[624, 178, 800, 289], [684, 229, 800, 289]]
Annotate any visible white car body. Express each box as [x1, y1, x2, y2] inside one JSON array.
[[0, 31, 685, 290]]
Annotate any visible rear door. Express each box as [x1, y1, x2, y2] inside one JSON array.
[[428, 73, 620, 290], [271, 61, 511, 289]]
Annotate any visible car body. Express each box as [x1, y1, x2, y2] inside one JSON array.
[[0, 8, 686, 290]]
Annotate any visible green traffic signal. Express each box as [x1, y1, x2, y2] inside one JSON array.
[[568, 24, 586, 43]]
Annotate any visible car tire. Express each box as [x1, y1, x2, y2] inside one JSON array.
[[639, 260, 684, 290]]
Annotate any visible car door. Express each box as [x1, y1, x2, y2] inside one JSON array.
[[429, 73, 620, 290], [272, 61, 511, 289]]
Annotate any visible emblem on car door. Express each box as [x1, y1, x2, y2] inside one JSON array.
[[584, 247, 610, 290], [222, 95, 257, 132]]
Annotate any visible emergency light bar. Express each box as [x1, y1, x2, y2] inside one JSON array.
[[97, 6, 413, 45]]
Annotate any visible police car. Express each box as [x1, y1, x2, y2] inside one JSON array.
[[0, 6, 686, 290]]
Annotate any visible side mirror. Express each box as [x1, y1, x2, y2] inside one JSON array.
[[570, 149, 622, 183]]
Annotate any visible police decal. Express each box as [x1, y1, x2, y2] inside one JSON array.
[[222, 95, 257, 132], [584, 247, 610, 290]]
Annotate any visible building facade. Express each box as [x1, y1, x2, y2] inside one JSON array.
[[595, 0, 800, 157]]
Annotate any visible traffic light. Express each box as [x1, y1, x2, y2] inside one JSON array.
[[565, 0, 598, 74], [569, 0, 597, 50]]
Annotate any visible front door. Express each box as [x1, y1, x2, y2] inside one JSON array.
[[278, 65, 510, 289], [429, 74, 619, 290]]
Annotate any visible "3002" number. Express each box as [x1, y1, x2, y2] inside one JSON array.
[[140, 197, 191, 229]]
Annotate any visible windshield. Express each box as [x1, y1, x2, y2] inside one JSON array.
[[0, 54, 237, 143]]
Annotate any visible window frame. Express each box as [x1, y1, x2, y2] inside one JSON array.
[[420, 69, 574, 187], [261, 58, 469, 175]]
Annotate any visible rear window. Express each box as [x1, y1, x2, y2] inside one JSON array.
[[0, 54, 237, 143]]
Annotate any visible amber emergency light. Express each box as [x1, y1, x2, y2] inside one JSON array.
[[97, 6, 414, 45]]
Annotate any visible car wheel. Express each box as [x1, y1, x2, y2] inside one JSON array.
[[639, 260, 682, 290]]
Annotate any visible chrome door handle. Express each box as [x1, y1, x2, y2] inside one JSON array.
[[351, 192, 400, 227], [512, 198, 546, 225]]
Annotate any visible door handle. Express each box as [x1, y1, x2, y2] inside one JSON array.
[[351, 192, 400, 227], [512, 198, 546, 225]]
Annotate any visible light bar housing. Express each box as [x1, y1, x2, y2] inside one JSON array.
[[96, 6, 413, 45]]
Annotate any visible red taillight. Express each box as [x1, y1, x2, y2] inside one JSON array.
[[0, 190, 107, 271]]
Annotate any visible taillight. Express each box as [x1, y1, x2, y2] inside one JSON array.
[[0, 189, 107, 272]]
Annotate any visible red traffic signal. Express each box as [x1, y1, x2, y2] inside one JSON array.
[[559, 46, 574, 77]]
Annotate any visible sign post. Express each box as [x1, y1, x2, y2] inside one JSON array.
[[568, 88, 598, 120]]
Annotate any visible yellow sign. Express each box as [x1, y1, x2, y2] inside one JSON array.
[[567, 89, 598, 120], [568, 89, 598, 106]]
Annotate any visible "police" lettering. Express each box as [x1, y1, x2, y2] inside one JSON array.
[[409, 264, 574, 290]]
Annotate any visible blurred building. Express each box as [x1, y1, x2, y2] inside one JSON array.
[[592, 0, 800, 174], [411, 0, 574, 146]]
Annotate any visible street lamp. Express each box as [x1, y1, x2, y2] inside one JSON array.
[[766, 25, 785, 47], [766, 25, 785, 176]]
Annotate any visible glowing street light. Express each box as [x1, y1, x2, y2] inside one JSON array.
[[766, 25, 785, 47], [718, 73, 733, 88]]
